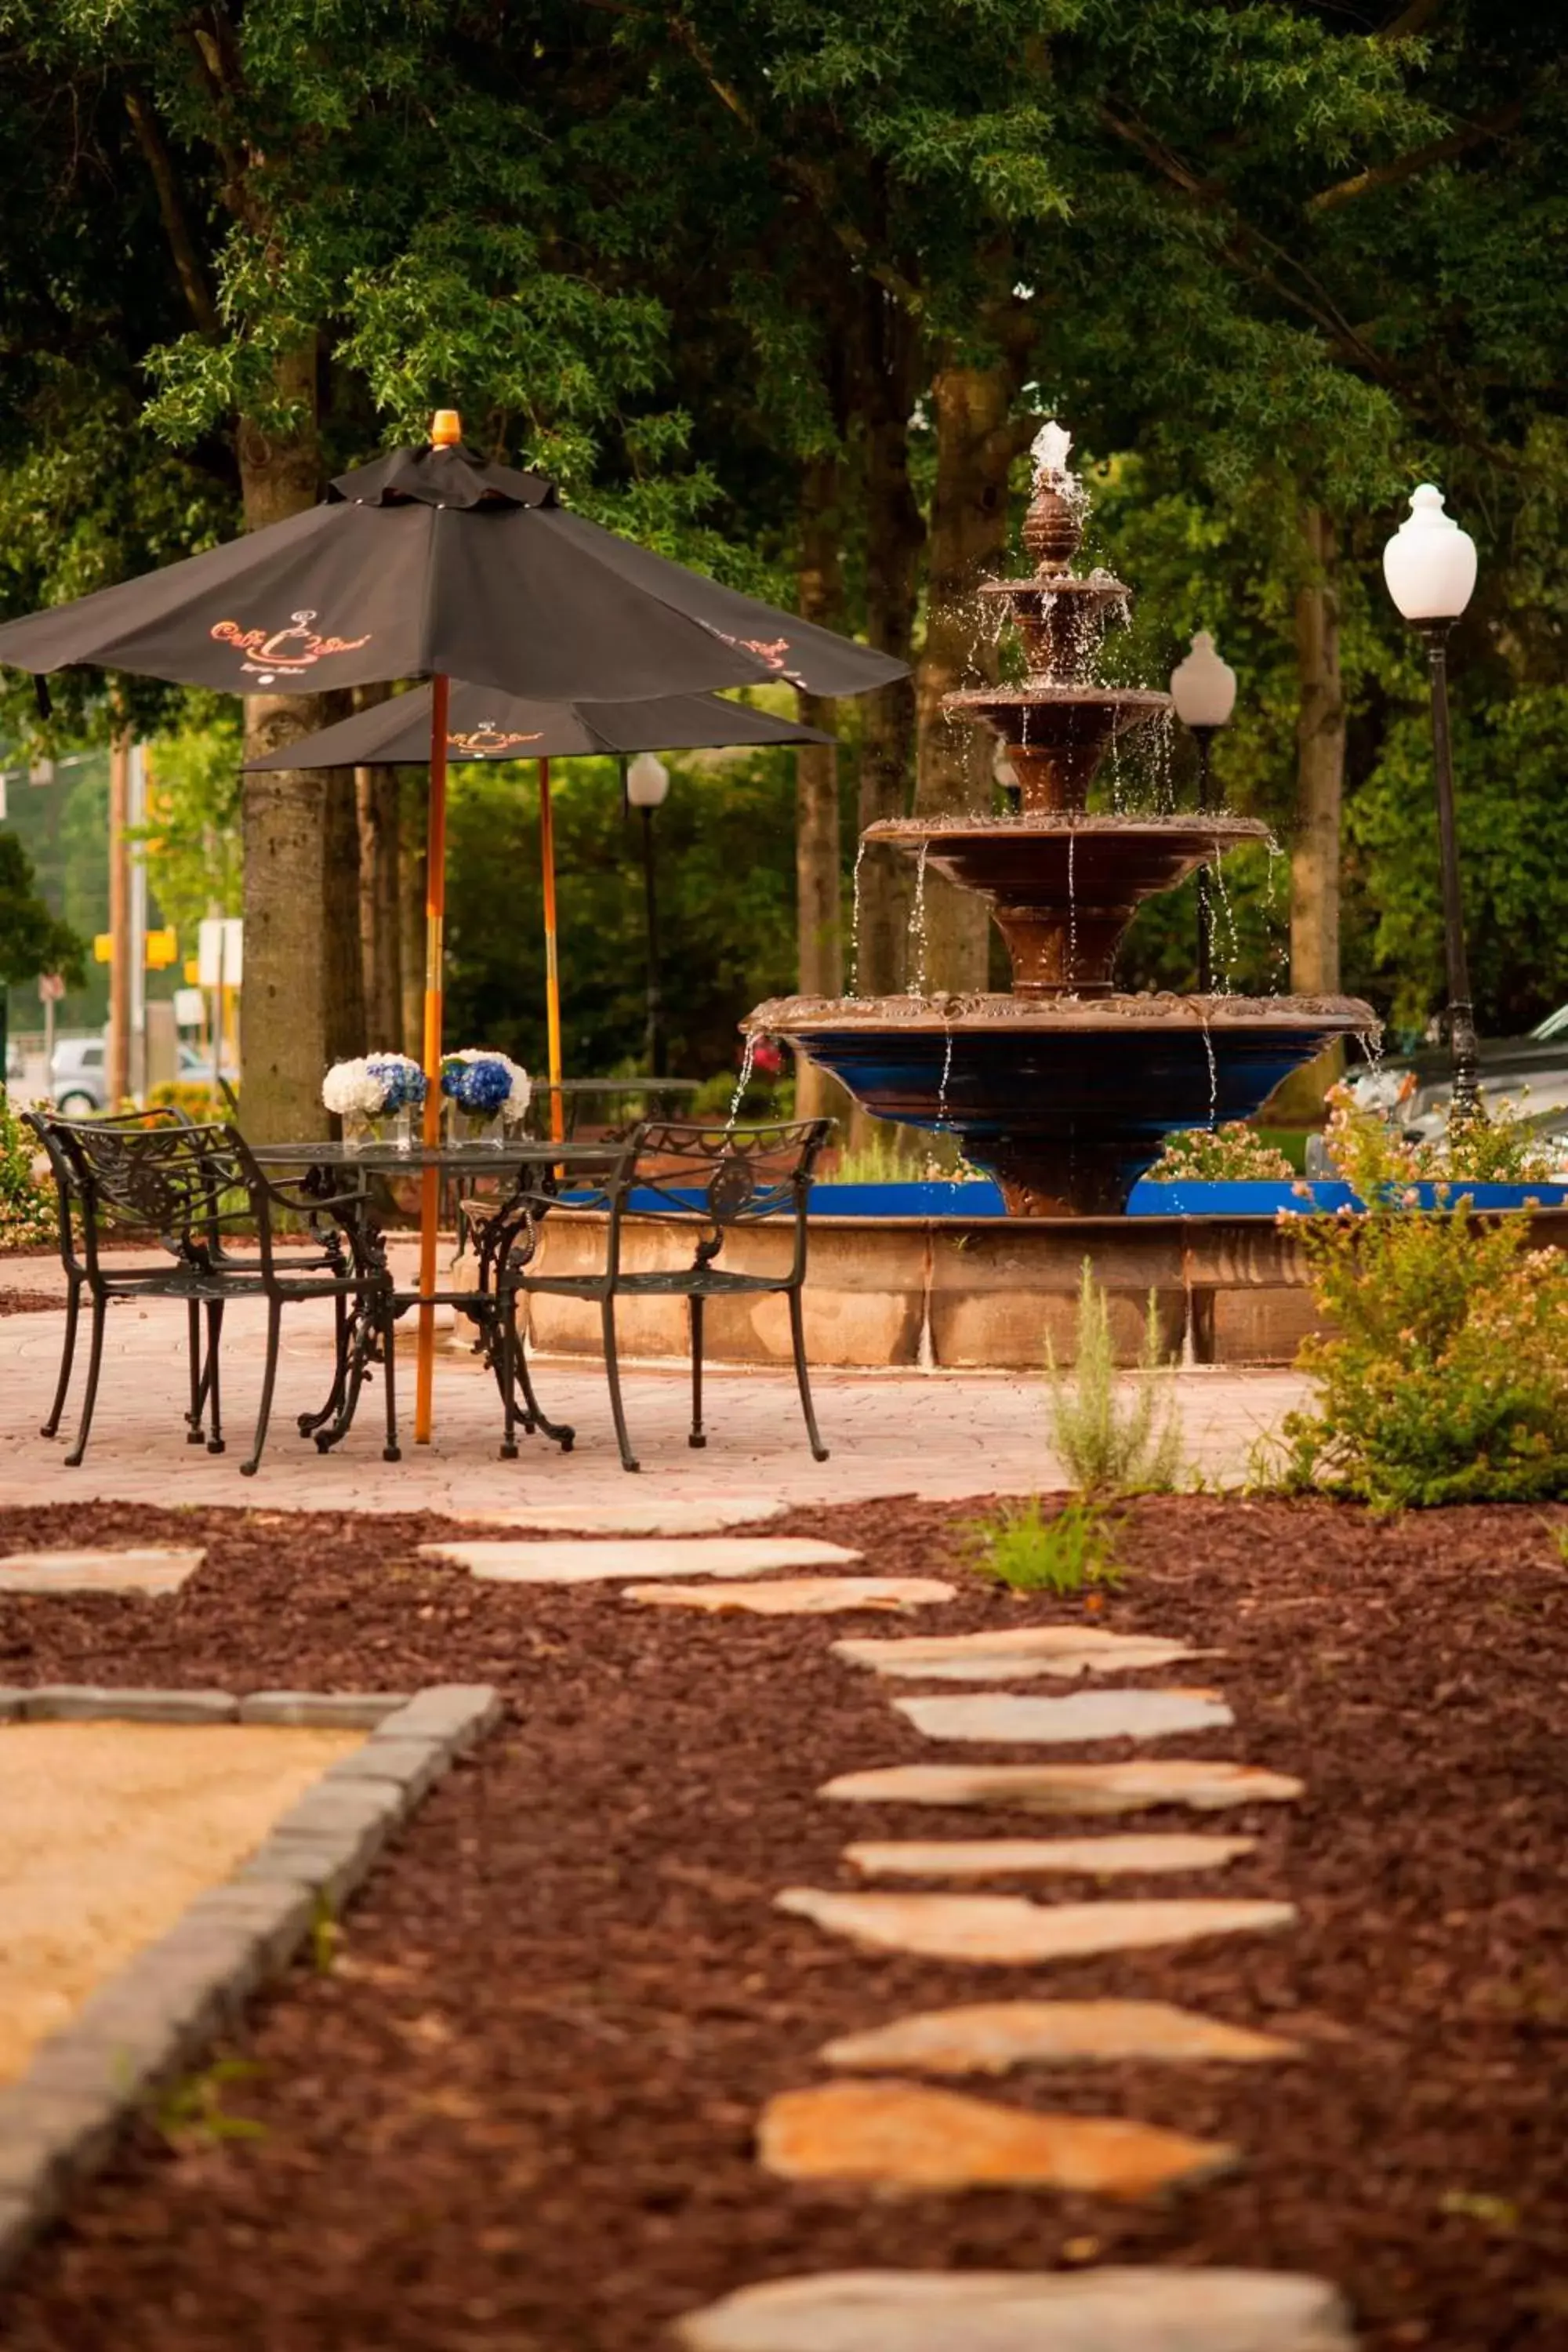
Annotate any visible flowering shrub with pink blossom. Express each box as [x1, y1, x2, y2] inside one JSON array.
[[1276, 1101, 1568, 1508], [1151, 1122, 1293, 1181]]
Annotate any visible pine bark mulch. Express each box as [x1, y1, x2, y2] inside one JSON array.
[[0, 1494, 1565, 2352]]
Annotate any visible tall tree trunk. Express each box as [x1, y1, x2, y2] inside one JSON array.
[[914, 360, 1021, 993], [1276, 505, 1346, 1120], [855, 298, 924, 1001], [237, 339, 334, 1139], [399, 767, 428, 1062], [357, 764, 403, 1049], [794, 455, 848, 1123], [321, 735, 365, 1069]]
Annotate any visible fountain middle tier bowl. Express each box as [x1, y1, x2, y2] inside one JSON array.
[[865, 813, 1272, 996], [749, 992, 1376, 1217], [942, 685, 1172, 813]]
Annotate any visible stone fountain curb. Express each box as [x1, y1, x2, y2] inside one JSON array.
[[0, 1682, 503, 2289]]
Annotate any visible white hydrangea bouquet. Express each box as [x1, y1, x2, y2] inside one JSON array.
[[321, 1051, 428, 1150], [439, 1047, 531, 1144]]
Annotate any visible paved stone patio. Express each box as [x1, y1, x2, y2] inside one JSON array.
[[0, 1253, 1307, 1515]]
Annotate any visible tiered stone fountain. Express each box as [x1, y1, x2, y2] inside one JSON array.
[[750, 426, 1374, 1214]]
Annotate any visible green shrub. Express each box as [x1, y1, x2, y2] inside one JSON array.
[[0, 1089, 55, 1247], [1151, 1121, 1294, 1181], [1047, 1260, 1182, 1495], [966, 1497, 1124, 1595], [1280, 1105, 1568, 1508]]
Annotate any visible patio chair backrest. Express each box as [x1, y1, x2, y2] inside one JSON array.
[[610, 1117, 833, 1278], [35, 1111, 231, 1273]]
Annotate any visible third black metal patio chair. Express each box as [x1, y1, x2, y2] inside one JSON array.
[[499, 1117, 833, 1472]]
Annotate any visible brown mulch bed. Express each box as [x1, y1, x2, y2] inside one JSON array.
[[2, 1494, 1567, 2351], [0, 1290, 60, 1314]]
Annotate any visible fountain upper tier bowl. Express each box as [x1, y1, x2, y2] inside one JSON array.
[[945, 684, 1172, 812], [750, 993, 1374, 1216], [866, 812, 1271, 996]]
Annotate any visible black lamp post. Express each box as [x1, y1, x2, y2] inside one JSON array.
[[1169, 630, 1237, 994], [626, 751, 670, 1076], [1382, 485, 1482, 1120]]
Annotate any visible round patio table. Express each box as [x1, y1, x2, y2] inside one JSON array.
[[254, 1137, 625, 1459]]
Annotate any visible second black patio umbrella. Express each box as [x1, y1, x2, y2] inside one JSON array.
[[245, 682, 831, 1133], [0, 408, 903, 1440]]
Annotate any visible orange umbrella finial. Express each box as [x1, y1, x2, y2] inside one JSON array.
[[430, 408, 462, 449]]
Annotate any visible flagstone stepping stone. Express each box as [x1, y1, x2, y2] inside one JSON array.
[[459, 1497, 785, 1534], [0, 1548, 205, 1597], [775, 1887, 1295, 1965], [833, 1625, 1217, 1681], [756, 2078, 1236, 2197], [673, 2267, 1356, 2351], [623, 1577, 956, 1615], [418, 1537, 858, 1584], [844, 1832, 1258, 1879], [820, 1998, 1300, 2074], [821, 1760, 1303, 1813], [894, 1689, 1232, 1746]]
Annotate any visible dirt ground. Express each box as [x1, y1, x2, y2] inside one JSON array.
[[0, 1721, 361, 2085], [0, 1493, 1565, 2352]]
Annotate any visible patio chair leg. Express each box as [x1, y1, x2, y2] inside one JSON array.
[[688, 1294, 706, 1448], [205, 1300, 226, 1454], [379, 1296, 401, 1463], [184, 1299, 205, 1440], [601, 1296, 639, 1473], [511, 1310, 575, 1452], [787, 1287, 829, 1463], [499, 1303, 521, 1461], [241, 1300, 282, 1478], [64, 1291, 107, 1468], [41, 1276, 81, 1438]]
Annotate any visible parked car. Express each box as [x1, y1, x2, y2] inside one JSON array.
[[49, 1036, 236, 1116], [1345, 1001, 1568, 1116]]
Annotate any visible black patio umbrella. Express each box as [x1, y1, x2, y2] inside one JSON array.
[[0, 409, 903, 1440], [244, 681, 831, 1123]]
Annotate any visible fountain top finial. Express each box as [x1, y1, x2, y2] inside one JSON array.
[[1031, 420, 1073, 481], [1022, 419, 1083, 575]]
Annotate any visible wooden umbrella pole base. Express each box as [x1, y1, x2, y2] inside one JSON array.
[[414, 673, 452, 1444]]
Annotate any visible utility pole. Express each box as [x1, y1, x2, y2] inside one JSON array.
[[107, 731, 132, 1108]]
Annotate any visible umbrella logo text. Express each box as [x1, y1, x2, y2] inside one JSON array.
[[210, 609, 373, 683], [717, 630, 792, 671], [448, 723, 545, 757]]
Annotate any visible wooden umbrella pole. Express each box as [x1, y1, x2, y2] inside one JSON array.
[[414, 672, 452, 1443], [539, 756, 565, 1144]]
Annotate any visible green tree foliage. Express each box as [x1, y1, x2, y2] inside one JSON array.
[[0, 830, 85, 993]]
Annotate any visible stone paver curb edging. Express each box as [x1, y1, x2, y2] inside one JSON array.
[[13, 1686, 239, 1723], [238, 1690, 412, 1727], [820, 1760, 1305, 1813], [673, 2267, 1357, 2350], [0, 1682, 500, 2288]]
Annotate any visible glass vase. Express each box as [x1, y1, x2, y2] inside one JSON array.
[[342, 1109, 374, 1153]]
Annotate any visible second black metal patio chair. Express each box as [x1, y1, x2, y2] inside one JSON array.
[[498, 1116, 833, 1472], [27, 1112, 392, 1475]]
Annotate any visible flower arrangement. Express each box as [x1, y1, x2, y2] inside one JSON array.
[[440, 1049, 530, 1122], [322, 1052, 428, 1147]]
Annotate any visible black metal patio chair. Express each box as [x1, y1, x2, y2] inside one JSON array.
[[498, 1116, 833, 1472], [27, 1112, 392, 1475]]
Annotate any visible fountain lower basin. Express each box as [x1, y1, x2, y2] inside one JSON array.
[[750, 992, 1374, 1215]]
